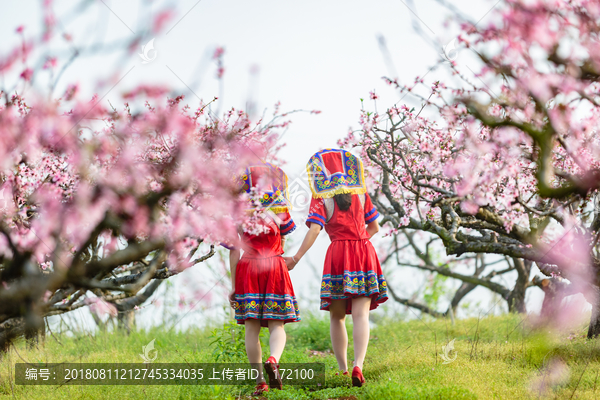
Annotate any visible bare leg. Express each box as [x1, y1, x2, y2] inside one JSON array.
[[245, 319, 265, 383], [268, 320, 286, 361], [351, 297, 371, 370], [329, 299, 348, 372]]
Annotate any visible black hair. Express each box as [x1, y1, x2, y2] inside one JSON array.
[[334, 193, 352, 211]]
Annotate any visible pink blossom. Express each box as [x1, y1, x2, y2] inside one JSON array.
[[43, 57, 57, 69], [122, 84, 169, 99], [340, 0, 600, 336], [213, 46, 225, 60], [152, 10, 174, 33], [63, 83, 78, 100], [20, 68, 33, 81], [86, 298, 117, 318], [460, 200, 479, 215]]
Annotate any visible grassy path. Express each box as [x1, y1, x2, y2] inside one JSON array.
[[1, 314, 599, 399]]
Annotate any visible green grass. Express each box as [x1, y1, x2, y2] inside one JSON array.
[[2, 313, 600, 399]]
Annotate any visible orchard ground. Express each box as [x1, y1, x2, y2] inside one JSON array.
[[1, 314, 600, 399]]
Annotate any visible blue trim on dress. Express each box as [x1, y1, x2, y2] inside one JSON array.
[[320, 271, 388, 311], [280, 220, 296, 236], [364, 208, 377, 219], [308, 213, 326, 222], [306, 218, 325, 228], [233, 293, 301, 322], [365, 211, 380, 224]]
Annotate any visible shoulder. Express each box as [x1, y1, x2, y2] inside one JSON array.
[[306, 198, 326, 228], [276, 212, 296, 236]]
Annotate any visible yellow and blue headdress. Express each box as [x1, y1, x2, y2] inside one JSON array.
[[240, 162, 291, 213], [306, 148, 366, 199]]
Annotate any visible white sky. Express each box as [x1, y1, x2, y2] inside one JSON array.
[[0, 0, 557, 330]]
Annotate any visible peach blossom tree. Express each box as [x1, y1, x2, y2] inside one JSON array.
[[346, 0, 600, 337]]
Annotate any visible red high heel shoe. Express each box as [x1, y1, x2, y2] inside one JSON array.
[[252, 382, 269, 396], [264, 356, 283, 390], [352, 366, 365, 387]]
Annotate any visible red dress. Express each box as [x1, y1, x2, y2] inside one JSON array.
[[233, 213, 300, 327], [306, 194, 388, 314]]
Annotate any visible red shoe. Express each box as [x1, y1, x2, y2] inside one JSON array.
[[252, 382, 269, 396], [336, 371, 349, 376], [352, 366, 365, 387], [264, 356, 283, 390]]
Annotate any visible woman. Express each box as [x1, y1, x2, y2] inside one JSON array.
[[226, 163, 299, 396], [283, 149, 387, 387]]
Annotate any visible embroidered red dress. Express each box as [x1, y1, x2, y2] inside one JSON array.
[[306, 194, 388, 314], [233, 213, 300, 327]]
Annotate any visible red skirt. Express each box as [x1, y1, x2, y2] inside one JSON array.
[[320, 239, 388, 314], [233, 255, 300, 327]]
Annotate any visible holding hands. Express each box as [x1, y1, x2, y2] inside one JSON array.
[[283, 223, 322, 272], [283, 255, 299, 271]]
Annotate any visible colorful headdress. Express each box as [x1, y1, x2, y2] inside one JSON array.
[[306, 148, 366, 199], [240, 162, 291, 213]]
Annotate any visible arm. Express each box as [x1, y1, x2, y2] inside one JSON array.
[[283, 222, 322, 271], [228, 249, 241, 304], [366, 219, 380, 239]]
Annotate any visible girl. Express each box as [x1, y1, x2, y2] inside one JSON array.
[[226, 163, 299, 396], [283, 149, 387, 387]]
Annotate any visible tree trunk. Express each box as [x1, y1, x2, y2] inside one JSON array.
[[24, 309, 44, 349], [117, 310, 135, 334], [447, 254, 487, 316], [588, 291, 600, 339], [506, 259, 531, 313], [535, 276, 571, 318], [113, 279, 162, 335], [0, 318, 25, 354], [24, 327, 45, 349], [448, 281, 477, 316]]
